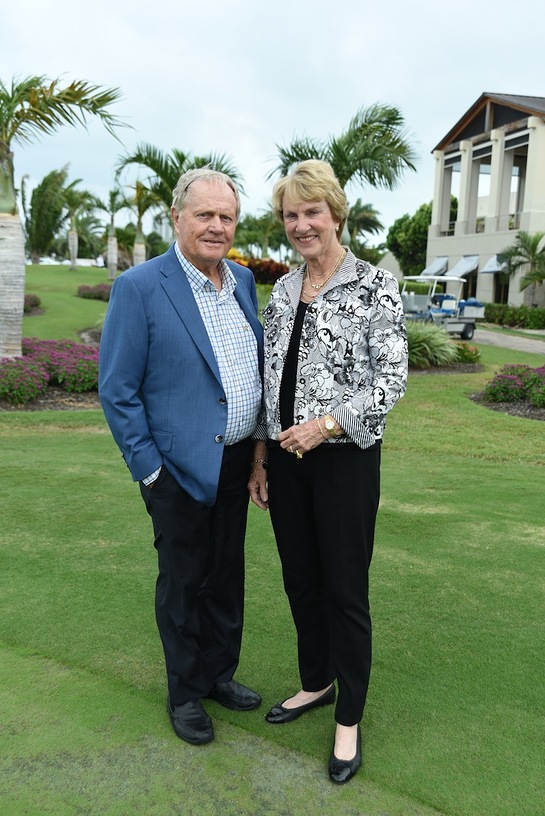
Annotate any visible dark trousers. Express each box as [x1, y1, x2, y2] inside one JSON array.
[[267, 441, 381, 726], [139, 438, 252, 706]]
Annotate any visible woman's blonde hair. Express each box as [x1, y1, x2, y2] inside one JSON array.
[[272, 160, 349, 232]]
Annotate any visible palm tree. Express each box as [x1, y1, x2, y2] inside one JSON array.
[[129, 181, 162, 266], [346, 199, 383, 254], [270, 103, 416, 191], [499, 231, 545, 307], [62, 183, 100, 270], [116, 143, 244, 215], [96, 186, 131, 278], [0, 74, 125, 357]]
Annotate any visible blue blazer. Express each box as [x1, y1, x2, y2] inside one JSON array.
[[99, 244, 264, 506]]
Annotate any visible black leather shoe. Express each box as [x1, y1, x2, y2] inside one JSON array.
[[167, 698, 214, 745], [265, 685, 335, 724], [206, 679, 262, 711], [328, 725, 362, 784]]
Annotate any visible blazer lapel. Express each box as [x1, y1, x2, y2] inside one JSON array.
[[159, 248, 222, 383]]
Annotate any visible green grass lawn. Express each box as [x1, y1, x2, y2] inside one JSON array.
[[1, 268, 544, 815]]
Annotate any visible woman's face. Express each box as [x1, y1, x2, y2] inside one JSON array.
[[282, 196, 340, 262]]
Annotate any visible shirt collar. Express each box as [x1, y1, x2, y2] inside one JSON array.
[[173, 241, 236, 295]]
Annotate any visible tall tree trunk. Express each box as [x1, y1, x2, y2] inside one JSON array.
[[107, 225, 118, 280], [0, 214, 26, 357], [133, 223, 146, 267], [68, 223, 78, 271]]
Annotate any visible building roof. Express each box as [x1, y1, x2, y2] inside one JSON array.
[[433, 93, 545, 152]]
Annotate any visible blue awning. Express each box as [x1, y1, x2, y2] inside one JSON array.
[[419, 256, 449, 276], [448, 255, 479, 277], [481, 254, 507, 273]]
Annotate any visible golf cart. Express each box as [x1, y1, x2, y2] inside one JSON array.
[[401, 275, 485, 340]]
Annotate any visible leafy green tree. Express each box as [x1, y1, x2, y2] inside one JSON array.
[[116, 143, 243, 216], [23, 167, 69, 263], [270, 103, 416, 192], [0, 74, 125, 357], [235, 211, 291, 259], [499, 230, 545, 306], [386, 203, 431, 276]]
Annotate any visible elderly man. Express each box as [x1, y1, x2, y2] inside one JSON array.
[[99, 168, 263, 745]]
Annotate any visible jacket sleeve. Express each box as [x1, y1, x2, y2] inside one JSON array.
[[331, 270, 408, 448], [98, 273, 163, 481]]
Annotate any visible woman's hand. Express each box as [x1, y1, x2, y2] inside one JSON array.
[[278, 419, 326, 457]]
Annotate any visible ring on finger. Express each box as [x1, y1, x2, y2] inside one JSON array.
[[295, 450, 303, 459]]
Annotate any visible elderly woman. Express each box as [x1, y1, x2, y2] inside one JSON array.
[[249, 160, 407, 784]]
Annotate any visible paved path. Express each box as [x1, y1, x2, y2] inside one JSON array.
[[474, 328, 545, 356]]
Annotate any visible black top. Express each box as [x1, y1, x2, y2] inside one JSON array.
[[279, 300, 309, 431]]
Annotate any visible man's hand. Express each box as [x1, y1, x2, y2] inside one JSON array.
[[248, 441, 268, 510]]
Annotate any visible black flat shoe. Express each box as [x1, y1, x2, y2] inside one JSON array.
[[328, 725, 362, 784], [167, 698, 214, 745], [206, 679, 262, 711], [265, 685, 335, 724]]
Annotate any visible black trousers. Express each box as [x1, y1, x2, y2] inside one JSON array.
[[139, 438, 252, 706], [267, 441, 381, 726]]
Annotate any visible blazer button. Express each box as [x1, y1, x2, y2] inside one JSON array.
[[215, 435, 223, 443], [218, 397, 227, 405]]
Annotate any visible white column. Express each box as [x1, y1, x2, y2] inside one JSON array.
[[521, 116, 545, 232], [455, 140, 480, 235], [486, 129, 506, 232]]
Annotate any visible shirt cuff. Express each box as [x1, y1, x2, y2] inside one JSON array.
[[142, 467, 162, 486]]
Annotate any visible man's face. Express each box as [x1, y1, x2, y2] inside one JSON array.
[[171, 180, 237, 273]]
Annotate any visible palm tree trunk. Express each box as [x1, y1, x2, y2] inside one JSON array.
[[0, 213, 26, 357], [133, 223, 146, 267], [107, 227, 118, 280], [68, 225, 78, 271]]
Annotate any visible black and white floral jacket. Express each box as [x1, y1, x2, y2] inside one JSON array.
[[256, 249, 408, 449]]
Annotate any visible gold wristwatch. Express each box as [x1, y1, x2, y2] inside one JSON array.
[[324, 415, 338, 438]]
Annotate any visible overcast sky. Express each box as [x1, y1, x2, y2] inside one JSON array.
[[3, 0, 544, 242]]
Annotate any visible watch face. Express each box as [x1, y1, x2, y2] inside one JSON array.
[[325, 418, 335, 431]]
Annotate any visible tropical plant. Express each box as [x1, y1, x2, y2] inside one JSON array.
[[95, 186, 131, 278], [22, 167, 69, 263], [270, 103, 416, 192], [116, 143, 243, 216], [405, 321, 459, 369], [499, 230, 545, 306], [0, 74, 126, 358]]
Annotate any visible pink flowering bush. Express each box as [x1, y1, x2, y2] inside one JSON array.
[[0, 357, 49, 405], [77, 283, 111, 302], [1, 338, 99, 405], [483, 364, 545, 407], [22, 338, 99, 394]]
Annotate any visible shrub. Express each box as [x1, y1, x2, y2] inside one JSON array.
[[483, 364, 545, 405], [455, 342, 481, 364], [246, 257, 288, 285], [77, 283, 111, 302], [0, 357, 49, 405], [22, 338, 99, 393], [406, 322, 459, 369], [484, 302, 545, 329], [24, 293, 42, 313]]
